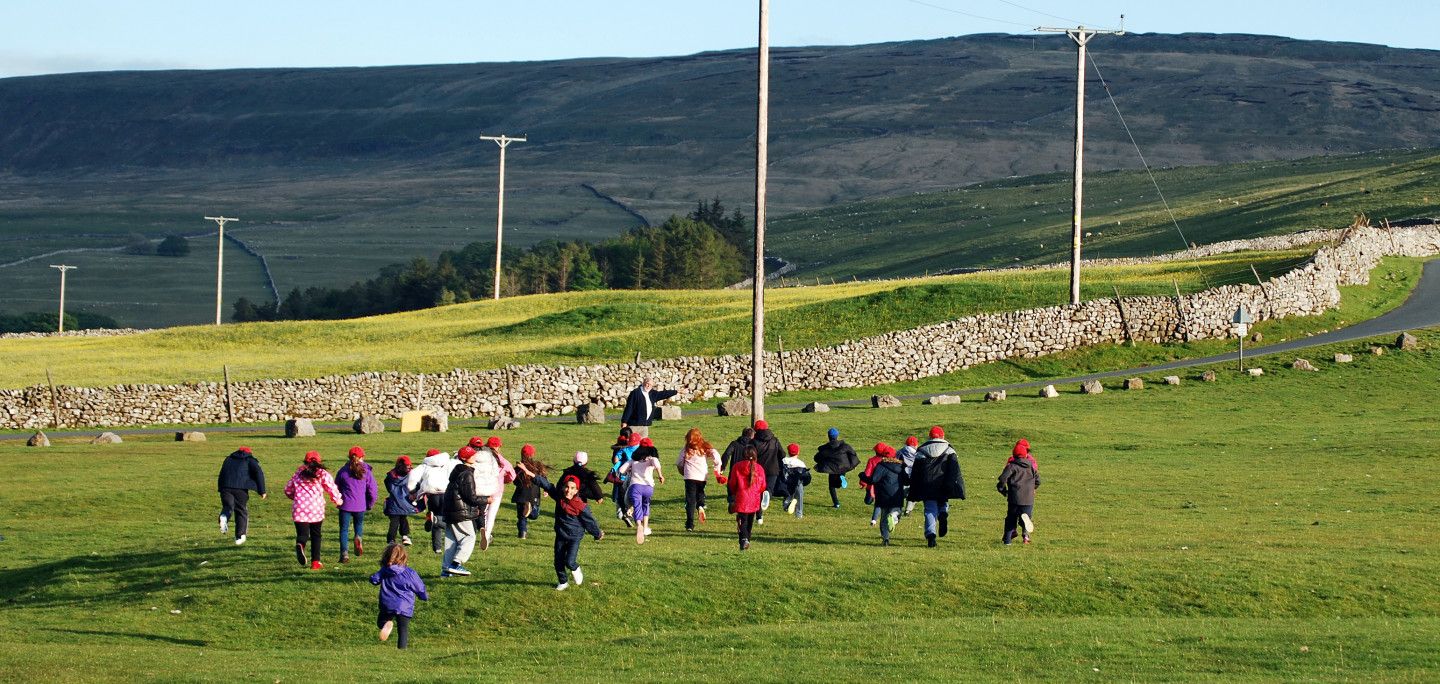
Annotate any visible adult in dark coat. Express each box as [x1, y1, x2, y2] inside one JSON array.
[[812, 427, 859, 508], [907, 426, 966, 547], [619, 378, 680, 438], [749, 421, 784, 520], [217, 447, 267, 545], [996, 439, 1041, 545], [861, 444, 909, 545]]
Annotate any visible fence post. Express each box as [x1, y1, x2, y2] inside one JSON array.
[[223, 364, 235, 424], [1111, 285, 1135, 347], [1171, 278, 1190, 342], [776, 335, 788, 392], [1250, 264, 1273, 317], [46, 368, 60, 429]]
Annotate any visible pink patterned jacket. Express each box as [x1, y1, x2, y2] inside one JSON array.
[[283, 468, 344, 523]]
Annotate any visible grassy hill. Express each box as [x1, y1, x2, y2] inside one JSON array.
[[1, 329, 1436, 681], [5, 32, 1440, 326]]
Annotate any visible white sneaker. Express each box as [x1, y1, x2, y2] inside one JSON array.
[[761, 492, 771, 511], [555, 582, 570, 591], [234, 535, 246, 546], [643, 526, 653, 536], [401, 535, 412, 546], [870, 519, 878, 527], [218, 514, 228, 534], [571, 567, 584, 586], [1020, 513, 1034, 534]]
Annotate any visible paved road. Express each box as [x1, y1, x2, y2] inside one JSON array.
[[9, 260, 1437, 440]]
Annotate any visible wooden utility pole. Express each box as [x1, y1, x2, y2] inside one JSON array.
[[49, 265, 76, 332], [751, 0, 770, 422], [204, 216, 238, 325], [480, 134, 527, 300], [1037, 20, 1124, 305]]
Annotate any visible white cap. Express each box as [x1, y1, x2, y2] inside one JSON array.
[[574, 451, 589, 466]]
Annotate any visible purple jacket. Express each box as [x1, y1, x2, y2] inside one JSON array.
[[369, 565, 428, 617], [335, 462, 379, 513]]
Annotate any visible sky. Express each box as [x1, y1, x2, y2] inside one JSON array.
[[1, 1, 1437, 78]]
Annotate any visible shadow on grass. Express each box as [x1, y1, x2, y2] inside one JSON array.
[[38, 627, 207, 647]]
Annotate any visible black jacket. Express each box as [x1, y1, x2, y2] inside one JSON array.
[[863, 458, 909, 509], [561, 464, 606, 503], [442, 462, 485, 522], [620, 386, 679, 427], [217, 450, 266, 494], [908, 439, 965, 502], [750, 429, 784, 491], [813, 439, 859, 475], [996, 459, 1040, 506], [720, 436, 752, 471]]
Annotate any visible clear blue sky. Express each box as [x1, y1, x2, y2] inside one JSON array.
[[1, 1, 1435, 78]]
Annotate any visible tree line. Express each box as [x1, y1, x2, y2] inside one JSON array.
[[233, 200, 749, 322], [0, 310, 121, 334]]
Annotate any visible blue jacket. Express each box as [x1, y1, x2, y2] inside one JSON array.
[[383, 471, 419, 516], [370, 565, 429, 617]]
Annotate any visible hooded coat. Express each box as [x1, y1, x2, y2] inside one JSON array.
[[813, 439, 859, 475], [997, 445, 1041, 506], [863, 457, 909, 509], [370, 564, 429, 617], [406, 452, 457, 497], [750, 429, 784, 490], [560, 464, 606, 502], [907, 438, 965, 502], [335, 461, 378, 513], [383, 470, 420, 516], [217, 449, 266, 494], [720, 435, 752, 471], [442, 461, 486, 523], [727, 460, 767, 514]]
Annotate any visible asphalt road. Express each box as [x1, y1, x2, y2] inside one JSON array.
[[9, 259, 1437, 440]]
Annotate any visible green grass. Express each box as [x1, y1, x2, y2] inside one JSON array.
[[771, 149, 1440, 279], [0, 248, 1320, 388], [2, 330, 1437, 681]]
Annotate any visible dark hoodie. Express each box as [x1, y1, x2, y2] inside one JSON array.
[[813, 439, 859, 475], [750, 429, 784, 491], [720, 434, 752, 471], [217, 449, 266, 494]]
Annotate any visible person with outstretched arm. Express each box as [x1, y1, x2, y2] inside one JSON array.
[[619, 377, 680, 438]]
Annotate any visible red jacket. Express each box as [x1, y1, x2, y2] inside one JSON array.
[[861, 455, 883, 495], [727, 460, 767, 514]]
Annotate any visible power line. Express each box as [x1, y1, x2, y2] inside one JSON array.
[[901, 0, 1034, 29], [989, 0, 1091, 26]]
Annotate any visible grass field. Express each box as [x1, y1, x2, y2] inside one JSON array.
[[1, 329, 1436, 681], [0, 248, 1330, 389]]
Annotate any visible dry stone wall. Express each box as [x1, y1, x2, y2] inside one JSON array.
[[3, 224, 1436, 430]]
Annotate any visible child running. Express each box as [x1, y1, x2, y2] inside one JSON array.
[[996, 438, 1041, 545], [383, 456, 419, 546], [727, 446, 767, 551], [619, 438, 665, 544], [369, 543, 429, 649], [861, 443, 909, 546], [283, 451, 344, 570], [512, 444, 545, 539], [518, 462, 605, 591], [780, 443, 811, 518], [675, 428, 722, 531]]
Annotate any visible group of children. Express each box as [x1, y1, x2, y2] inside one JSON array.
[[213, 421, 1042, 649]]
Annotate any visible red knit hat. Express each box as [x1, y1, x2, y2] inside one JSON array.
[[754, 420, 769, 431], [237, 446, 252, 454], [468, 436, 486, 448], [929, 426, 945, 439], [396, 455, 412, 468], [426, 449, 441, 457], [457, 446, 478, 460], [640, 437, 654, 448], [786, 443, 800, 456], [303, 451, 322, 465], [628, 433, 643, 446], [905, 436, 919, 447], [487, 436, 502, 448], [1013, 439, 1030, 457], [521, 444, 535, 457], [873, 442, 894, 456]]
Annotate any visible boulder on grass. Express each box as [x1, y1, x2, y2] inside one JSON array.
[[285, 418, 316, 438], [1250, 332, 1264, 343], [1334, 353, 1353, 364], [1247, 368, 1265, 377], [1163, 376, 1181, 386], [27, 431, 49, 447], [1396, 332, 1418, 351], [659, 405, 683, 421], [872, 394, 902, 409], [718, 398, 751, 417], [488, 416, 521, 430], [1124, 378, 1145, 391], [422, 408, 449, 432], [1291, 358, 1318, 372], [1081, 380, 1104, 395], [91, 432, 123, 445], [576, 403, 606, 425], [925, 395, 964, 405], [801, 402, 830, 413], [1370, 346, 1386, 356], [353, 414, 385, 435], [1201, 370, 1218, 382], [984, 390, 1007, 402], [175, 431, 207, 442], [1039, 385, 1059, 399]]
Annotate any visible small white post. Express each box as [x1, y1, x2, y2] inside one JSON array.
[[204, 216, 238, 325], [49, 264, 76, 332], [479, 134, 527, 299]]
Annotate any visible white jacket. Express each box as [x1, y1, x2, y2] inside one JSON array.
[[407, 452, 457, 496]]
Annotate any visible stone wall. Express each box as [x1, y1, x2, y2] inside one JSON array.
[[3, 224, 1436, 430]]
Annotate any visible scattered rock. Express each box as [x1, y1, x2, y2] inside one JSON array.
[[1333, 353, 1353, 364], [576, 403, 606, 425], [1124, 378, 1145, 390], [1291, 358, 1318, 372], [1039, 385, 1059, 399], [175, 431, 206, 442], [1163, 376, 1181, 386], [871, 394, 902, 409], [659, 405, 683, 421], [1247, 368, 1265, 377], [90, 432, 122, 444], [488, 416, 521, 430], [422, 408, 449, 432], [984, 390, 1006, 402], [353, 414, 385, 435], [801, 402, 830, 413], [1396, 332, 1418, 350], [1081, 380, 1104, 395], [717, 397, 751, 417], [925, 395, 964, 405], [285, 418, 316, 438], [1370, 346, 1386, 356], [1201, 370, 1217, 382], [1250, 332, 1263, 343], [26, 431, 49, 447]]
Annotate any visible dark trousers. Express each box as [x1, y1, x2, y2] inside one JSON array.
[[554, 534, 582, 584], [736, 512, 756, 542], [294, 521, 322, 565], [828, 474, 843, 506], [386, 514, 411, 544], [1003, 503, 1034, 543], [683, 479, 708, 529], [378, 612, 412, 649], [517, 499, 540, 536], [219, 488, 249, 538], [425, 494, 445, 552]]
